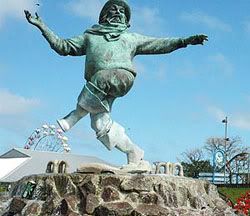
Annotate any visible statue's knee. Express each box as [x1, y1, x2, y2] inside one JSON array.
[[76, 105, 87, 117], [90, 114, 112, 138]]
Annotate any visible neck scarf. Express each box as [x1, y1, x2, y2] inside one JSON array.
[[85, 23, 128, 42]]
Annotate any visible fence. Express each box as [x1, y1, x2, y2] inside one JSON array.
[[199, 172, 229, 184]]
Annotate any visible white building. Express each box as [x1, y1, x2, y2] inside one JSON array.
[[0, 148, 112, 182]]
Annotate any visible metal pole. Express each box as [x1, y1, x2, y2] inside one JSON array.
[[223, 117, 228, 184], [212, 149, 215, 184]]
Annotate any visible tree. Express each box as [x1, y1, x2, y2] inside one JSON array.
[[205, 136, 249, 184], [179, 148, 213, 178], [205, 136, 248, 159]]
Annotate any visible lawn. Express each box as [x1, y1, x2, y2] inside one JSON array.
[[218, 187, 250, 204]]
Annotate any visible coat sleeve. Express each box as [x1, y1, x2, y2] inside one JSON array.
[[39, 23, 86, 56], [133, 33, 187, 56]]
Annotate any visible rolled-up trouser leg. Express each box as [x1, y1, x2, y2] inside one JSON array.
[[58, 105, 88, 132], [90, 112, 144, 164], [90, 112, 113, 149]]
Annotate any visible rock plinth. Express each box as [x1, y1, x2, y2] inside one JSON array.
[[1, 173, 236, 216], [0, 193, 10, 214]]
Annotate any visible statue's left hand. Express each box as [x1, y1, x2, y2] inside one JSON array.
[[184, 34, 208, 45], [24, 10, 43, 28]]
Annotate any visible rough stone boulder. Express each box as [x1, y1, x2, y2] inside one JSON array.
[[1, 173, 236, 215], [0, 193, 10, 213]]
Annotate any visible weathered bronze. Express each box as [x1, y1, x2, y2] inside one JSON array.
[[24, 0, 208, 172]]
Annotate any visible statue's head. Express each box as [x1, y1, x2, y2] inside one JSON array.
[[99, 0, 131, 27]]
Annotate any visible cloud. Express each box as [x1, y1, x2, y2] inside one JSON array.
[[0, 90, 42, 149], [0, 89, 40, 115], [131, 6, 164, 35], [231, 113, 250, 130], [208, 105, 250, 130], [208, 53, 234, 76], [133, 7, 162, 26], [67, 0, 105, 21], [208, 106, 226, 121], [0, 0, 36, 28], [180, 11, 232, 32], [66, 1, 165, 35]]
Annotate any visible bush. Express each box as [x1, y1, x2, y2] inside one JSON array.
[[0, 186, 5, 192], [0, 183, 8, 192]]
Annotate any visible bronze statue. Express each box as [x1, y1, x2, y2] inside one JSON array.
[[24, 0, 208, 172]]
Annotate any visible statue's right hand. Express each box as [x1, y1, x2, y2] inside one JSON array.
[[24, 10, 42, 27]]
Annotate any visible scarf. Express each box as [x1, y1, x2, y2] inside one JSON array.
[[85, 23, 128, 42]]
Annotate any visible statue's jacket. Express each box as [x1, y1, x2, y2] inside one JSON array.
[[40, 24, 186, 112]]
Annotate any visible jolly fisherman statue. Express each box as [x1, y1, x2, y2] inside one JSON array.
[[24, 0, 208, 172]]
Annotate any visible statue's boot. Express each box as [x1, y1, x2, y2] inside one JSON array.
[[57, 105, 88, 132], [97, 122, 151, 172]]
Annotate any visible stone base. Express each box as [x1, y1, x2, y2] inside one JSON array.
[[0, 193, 10, 214], [77, 162, 152, 175], [1, 173, 236, 216]]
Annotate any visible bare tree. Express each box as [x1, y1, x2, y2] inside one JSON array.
[[205, 137, 249, 183], [178, 148, 213, 178], [180, 148, 204, 164], [205, 136, 247, 159]]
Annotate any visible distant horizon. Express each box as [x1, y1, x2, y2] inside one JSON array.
[[1, 0, 250, 166]]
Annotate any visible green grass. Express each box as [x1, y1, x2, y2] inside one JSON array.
[[218, 187, 250, 204]]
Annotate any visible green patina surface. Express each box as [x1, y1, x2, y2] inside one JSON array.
[[23, 0, 208, 167], [24, 0, 207, 104]]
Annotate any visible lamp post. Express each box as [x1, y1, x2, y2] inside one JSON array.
[[222, 117, 229, 184]]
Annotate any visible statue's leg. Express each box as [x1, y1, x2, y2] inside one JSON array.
[[57, 105, 88, 132], [90, 112, 144, 164]]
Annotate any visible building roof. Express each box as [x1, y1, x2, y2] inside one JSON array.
[[0, 148, 113, 182]]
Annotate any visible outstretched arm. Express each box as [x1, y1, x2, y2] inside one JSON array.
[[24, 10, 86, 56], [134, 33, 208, 55]]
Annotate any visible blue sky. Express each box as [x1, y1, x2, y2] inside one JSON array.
[[0, 0, 250, 165]]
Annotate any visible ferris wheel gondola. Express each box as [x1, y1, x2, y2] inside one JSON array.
[[24, 124, 71, 153]]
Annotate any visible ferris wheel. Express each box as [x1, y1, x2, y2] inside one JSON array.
[[24, 124, 71, 153]]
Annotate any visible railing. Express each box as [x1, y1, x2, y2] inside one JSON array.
[[199, 172, 229, 184], [198, 172, 250, 185]]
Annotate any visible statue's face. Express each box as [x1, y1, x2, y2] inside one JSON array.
[[105, 4, 127, 25]]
